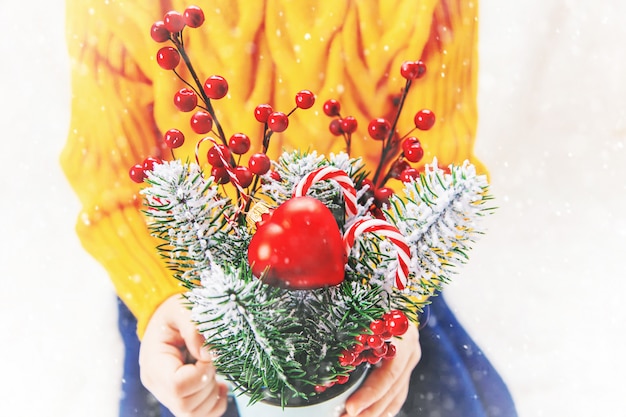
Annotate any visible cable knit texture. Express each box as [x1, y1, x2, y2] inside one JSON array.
[[62, 0, 481, 338]]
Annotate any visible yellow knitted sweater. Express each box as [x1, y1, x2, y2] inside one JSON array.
[[62, 0, 481, 338]]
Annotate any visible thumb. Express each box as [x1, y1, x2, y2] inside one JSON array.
[[178, 314, 212, 362]]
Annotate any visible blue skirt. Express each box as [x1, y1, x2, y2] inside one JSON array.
[[117, 295, 517, 417]]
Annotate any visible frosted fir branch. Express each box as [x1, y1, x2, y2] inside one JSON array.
[[385, 159, 493, 295], [260, 151, 369, 215], [140, 160, 235, 285], [188, 265, 300, 388]]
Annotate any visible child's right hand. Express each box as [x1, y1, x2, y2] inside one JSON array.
[[139, 295, 228, 417]]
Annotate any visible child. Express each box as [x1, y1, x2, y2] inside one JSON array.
[[62, 1, 517, 416]]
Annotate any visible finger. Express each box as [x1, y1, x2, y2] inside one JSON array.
[[185, 382, 230, 417], [174, 304, 212, 362], [345, 326, 420, 416], [344, 362, 413, 417], [139, 327, 188, 395], [172, 358, 217, 398]]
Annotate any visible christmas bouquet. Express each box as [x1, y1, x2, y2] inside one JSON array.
[[129, 5, 493, 408]]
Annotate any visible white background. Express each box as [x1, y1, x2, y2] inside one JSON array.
[[1, 0, 625, 416]]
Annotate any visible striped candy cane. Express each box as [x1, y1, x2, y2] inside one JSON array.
[[195, 136, 246, 195], [293, 166, 358, 218], [343, 218, 411, 290]]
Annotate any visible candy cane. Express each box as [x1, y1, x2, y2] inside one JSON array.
[[195, 136, 247, 195], [293, 166, 358, 218], [343, 218, 411, 290]]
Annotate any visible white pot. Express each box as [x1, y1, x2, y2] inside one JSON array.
[[233, 365, 369, 417]]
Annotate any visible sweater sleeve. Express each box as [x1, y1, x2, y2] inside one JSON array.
[[61, 0, 183, 338]]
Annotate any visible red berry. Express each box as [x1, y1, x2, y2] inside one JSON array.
[[207, 144, 231, 167], [360, 178, 375, 192], [174, 88, 198, 112], [228, 133, 251, 155], [366, 335, 384, 349], [314, 385, 327, 394], [404, 143, 424, 163], [190, 111, 213, 134], [254, 104, 273, 123], [183, 5, 205, 28], [270, 170, 282, 181], [368, 118, 392, 140], [380, 331, 393, 341], [374, 187, 394, 205], [142, 156, 161, 171], [414, 109, 436, 131], [234, 166, 253, 188], [295, 90, 316, 109], [385, 310, 409, 336], [385, 343, 397, 359], [372, 343, 389, 357], [336, 375, 350, 385], [400, 168, 420, 182], [156, 46, 180, 70], [366, 351, 382, 365], [163, 11, 185, 33], [129, 164, 146, 183], [355, 334, 368, 346], [369, 319, 386, 335], [339, 350, 356, 366], [211, 166, 230, 184], [150, 21, 170, 43], [323, 99, 341, 117], [203, 75, 229, 99], [248, 153, 271, 175], [389, 159, 411, 180], [267, 112, 289, 132], [329, 119, 344, 136], [340, 116, 358, 134], [402, 136, 420, 152], [400, 60, 427, 79], [163, 129, 185, 148]]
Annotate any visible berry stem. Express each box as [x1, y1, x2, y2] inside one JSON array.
[[371, 79, 413, 186], [171, 35, 228, 145]]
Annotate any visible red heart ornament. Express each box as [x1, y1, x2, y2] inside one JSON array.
[[247, 196, 346, 290]]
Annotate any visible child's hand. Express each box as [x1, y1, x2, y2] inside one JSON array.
[[343, 324, 421, 417], [139, 295, 228, 417]]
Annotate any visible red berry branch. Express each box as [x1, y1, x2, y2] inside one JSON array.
[[132, 5, 437, 225]]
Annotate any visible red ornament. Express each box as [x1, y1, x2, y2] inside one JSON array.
[[247, 196, 346, 290]]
